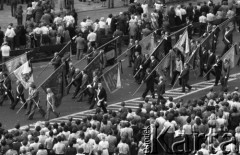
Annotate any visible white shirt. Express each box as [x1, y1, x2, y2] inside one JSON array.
[[5, 28, 16, 38], [199, 15, 207, 23], [106, 18, 112, 26], [87, 32, 97, 42], [33, 27, 42, 35], [41, 26, 49, 35], [141, 4, 149, 14], [1, 45, 10, 57], [99, 21, 106, 29]]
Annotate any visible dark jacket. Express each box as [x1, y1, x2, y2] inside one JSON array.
[[133, 56, 142, 71], [199, 49, 209, 67], [207, 53, 216, 68], [3, 78, 11, 91], [157, 82, 165, 95], [16, 83, 24, 97], [51, 56, 62, 69], [97, 87, 107, 102], [134, 44, 142, 55], [180, 67, 190, 82]]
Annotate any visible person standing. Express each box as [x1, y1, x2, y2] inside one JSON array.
[[26, 83, 46, 120], [222, 26, 233, 56], [213, 55, 222, 86], [76, 70, 89, 102], [71, 69, 82, 99], [5, 23, 16, 49], [88, 76, 98, 109], [113, 27, 123, 56], [179, 63, 192, 93], [1, 42, 11, 65], [221, 58, 230, 90], [50, 52, 62, 70], [157, 76, 165, 104], [67, 62, 75, 87], [141, 68, 156, 100], [45, 88, 60, 120], [96, 82, 107, 113], [206, 50, 216, 81], [0, 27, 4, 46], [134, 40, 142, 55], [199, 46, 208, 77], [16, 5, 23, 25], [75, 33, 86, 60], [0, 73, 14, 106], [133, 51, 142, 84], [10, 0, 18, 17], [170, 56, 183, 87], [10, 80, 26, 110]]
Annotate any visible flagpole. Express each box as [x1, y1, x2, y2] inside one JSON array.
[[133, 40, 164, 78], [132, 83, 143, 96], [37, 41, 71, 77], [115, 45, 134, 61]]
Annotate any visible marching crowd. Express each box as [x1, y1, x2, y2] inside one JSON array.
[[0, 0, 240, 155]]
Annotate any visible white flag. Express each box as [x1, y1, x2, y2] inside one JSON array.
[[13, 61, 34, 89]]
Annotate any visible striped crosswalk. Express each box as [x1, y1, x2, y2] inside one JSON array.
[[9, 72, 240, 131]]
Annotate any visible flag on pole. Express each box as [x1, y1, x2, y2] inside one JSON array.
[[173, 29, 190, 55], [5, 53, 28, 79], [221, 44, 236, 68], [13, 61, 34, 89], [41, 63, 67, 107], [139, 33, 157, 55], [152, 39, 165, 62], [186, 45, 201, 69], [103, 62, 122, 93], [84, 52, 103, 75], [155, 51, 176, 79]]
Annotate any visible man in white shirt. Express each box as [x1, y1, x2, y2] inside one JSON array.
[[206, 10, 215, 22], [1, 42, 10, 64], [87, 29, 97, 45], [199, 12, 207, 23], [5, 24, 15, 49], [41, 25, 50, 45], [170, 57, 183, 86]]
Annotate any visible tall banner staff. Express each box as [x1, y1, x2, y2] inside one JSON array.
[[132, 53, 169, 96], [133, 39, 163, 78], [37, 41, 71, 77], [74, 36, 119, 66]]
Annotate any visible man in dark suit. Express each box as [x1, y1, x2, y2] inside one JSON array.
[[51, 52, 62, 70], [96, 82, 107, 113], [10, 80, 26, 110], [157, 76, 165, 104], [133, 51, 142, 84], [88, 77, 98, 109], [0, 73, 14, 106], [213, 55, 222, 86], [71, 69, 82, 99], [10, 0, 18, 17], [200, 1, 209, 14], [199, 46, 209, 77], [179, 63, 192, 92], [142, 68, 156, 100], [67, 62, 75, 86], [77, 70, 89, 102], [206, 50, 216, 80], [134, 40, 142, 55], [222, 26, 233, 56]]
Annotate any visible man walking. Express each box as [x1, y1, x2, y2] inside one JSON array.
[[179, 63, 192, 93], [0, 73, 14, 106], [26, 83, 46, 120], [10, 0, 18, 17], [10, 80, 26, 110], [46, 88, 60, 120]]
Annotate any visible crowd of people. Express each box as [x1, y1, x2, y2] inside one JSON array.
[[0, 0, 240, 155]]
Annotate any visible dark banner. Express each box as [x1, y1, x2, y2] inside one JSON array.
[[152, 39, 166, 62], [41, 63, 67, 107], [84, 53, 103, 76], [103, 63, 121, 93], [9, 43, 69, 62]]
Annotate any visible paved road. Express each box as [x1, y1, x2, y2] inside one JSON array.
[[10, 72, 240, 131]]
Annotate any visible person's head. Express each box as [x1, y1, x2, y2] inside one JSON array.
[[150, 55, 155, 61], [54, 52, 58, 57], [159, 76, 164, 82], [46, 88, 52, 94], [30, 83, 36, 89], [16, 80, 20, 85], [69, 62, 73, 68], [98, 82, 103, 89], [75, 68, 80, 74], [135, 51, 139, 57], [135, 40, 139, 45]]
